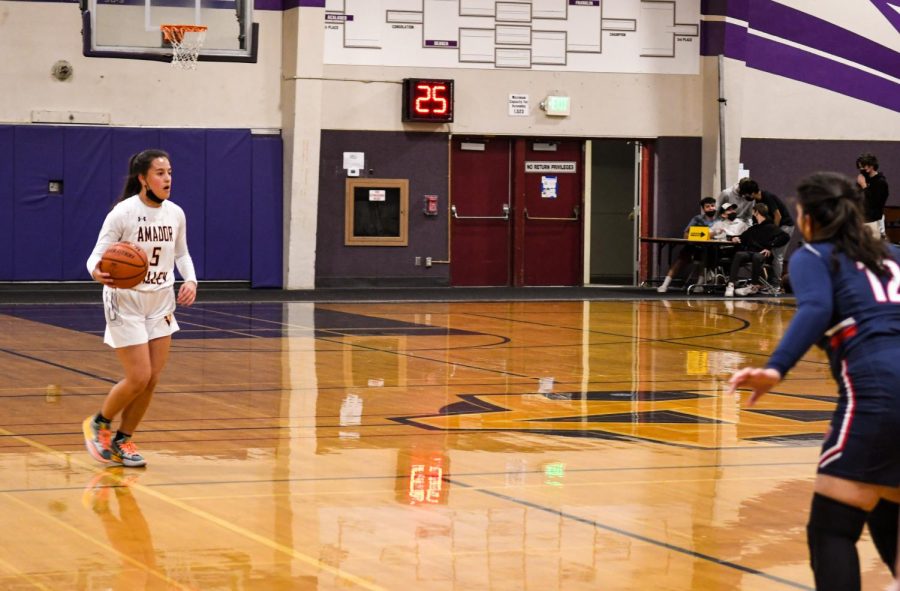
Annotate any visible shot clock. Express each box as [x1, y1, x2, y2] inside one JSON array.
[[402, 78, 454, 123]]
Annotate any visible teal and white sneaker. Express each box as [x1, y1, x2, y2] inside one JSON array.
[[109, 437, 147, 468], [82, 416, 111, 463]]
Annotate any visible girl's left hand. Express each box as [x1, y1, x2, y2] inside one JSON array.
[[728, 367, 782, 406], [177, 281, 197, 306]]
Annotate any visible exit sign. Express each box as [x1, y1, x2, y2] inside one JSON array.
[[542, 96, 571, 117]]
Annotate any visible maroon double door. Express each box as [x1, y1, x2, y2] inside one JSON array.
[[450, 137, 583, 286]]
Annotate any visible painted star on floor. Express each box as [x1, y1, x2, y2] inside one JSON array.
[[391, 389, 834, 449]]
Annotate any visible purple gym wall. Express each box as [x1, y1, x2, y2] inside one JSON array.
[[0, 125, 282, 287], [740, 139, 900, 208], [316, 130, 450, 288], [740, 138, 900, 258], [654, 136, 704, 240], [650, 137, 703, 278]]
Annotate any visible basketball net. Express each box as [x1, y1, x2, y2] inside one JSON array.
[[161, 24, 208, 70]]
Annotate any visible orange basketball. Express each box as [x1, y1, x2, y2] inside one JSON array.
[[99, 242, 149, 289]]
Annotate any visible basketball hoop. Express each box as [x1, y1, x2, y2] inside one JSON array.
[[161, 24, 207, 70]]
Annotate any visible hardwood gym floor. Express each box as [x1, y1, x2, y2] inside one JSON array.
[[0, 297, 892, 590]]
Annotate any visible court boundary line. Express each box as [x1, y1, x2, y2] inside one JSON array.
[[1, 492, 191, 590], [0, 347, 117, 384], [0, 426, 387, 591], [0, 459, 814, 495], [446, 476, 814, 590]]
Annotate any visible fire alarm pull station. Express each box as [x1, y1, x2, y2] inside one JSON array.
[[424, 195, 439, 216]]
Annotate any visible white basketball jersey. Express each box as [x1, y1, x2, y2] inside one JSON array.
[[87, 195, 196, 292]]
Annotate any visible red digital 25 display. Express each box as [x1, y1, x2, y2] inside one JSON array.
[[402, 79, 454, 123]]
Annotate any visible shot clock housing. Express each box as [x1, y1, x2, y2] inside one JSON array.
[[401, 78, 454, 123]]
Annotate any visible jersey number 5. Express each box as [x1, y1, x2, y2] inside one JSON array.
[[859, 260, 900, 303], [149, 247, 161, 267]]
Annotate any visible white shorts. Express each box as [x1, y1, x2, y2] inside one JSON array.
[[102, 287, 180, 348]]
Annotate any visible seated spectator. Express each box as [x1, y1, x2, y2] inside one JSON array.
[[711, 202, 749, 240], [739, 179, 795, 289], [724, 203, 790, 297], [657, 196, 717, 293]]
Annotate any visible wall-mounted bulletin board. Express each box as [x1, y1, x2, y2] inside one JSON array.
[[345, 178, 409, 246]]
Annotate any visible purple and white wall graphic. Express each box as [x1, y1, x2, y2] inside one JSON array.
[[869, 0, 900, 33], [702, 0, 900, 113]]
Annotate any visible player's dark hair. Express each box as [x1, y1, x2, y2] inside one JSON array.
[[116, 149, 170, 203], [738, 179, 759, 196], [855, 152, 879, 171], [796, 172, 889, 275], [700, 196, 716, 206]]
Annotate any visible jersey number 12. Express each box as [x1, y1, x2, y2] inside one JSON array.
[[859, 260, 900, 303]]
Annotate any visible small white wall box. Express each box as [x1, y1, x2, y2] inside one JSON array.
[[540, 96, 571, 117]]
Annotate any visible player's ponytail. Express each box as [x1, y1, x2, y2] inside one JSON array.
[[115, 149, 171, 204], [796, 172, 889, 275]]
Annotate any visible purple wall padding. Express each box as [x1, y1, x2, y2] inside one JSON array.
[[161, 129, 207, 280], [63, 127, 112, 280], [14, 126, 64, 280], [251, 135, 283, 287], [1, 125, 283, 283], [0, 128, 12, 279], [204, 130, 252, 279], [110, 129, 161, 200]]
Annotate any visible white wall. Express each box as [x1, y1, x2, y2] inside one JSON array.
[[319, 64, 706, 137], [0, 2, 283, 128], [5, 2, 895, 141], [740, 67, 900, 141]]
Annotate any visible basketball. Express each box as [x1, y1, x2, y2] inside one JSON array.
[[99, 242, 148, 289]]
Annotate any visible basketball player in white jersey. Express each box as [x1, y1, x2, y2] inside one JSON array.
[[83, 149, 197, 467]]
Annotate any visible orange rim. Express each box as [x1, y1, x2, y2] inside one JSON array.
[[160, 24, 208, 43]]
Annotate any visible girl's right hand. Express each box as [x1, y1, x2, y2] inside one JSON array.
[[92, 266, 114, 286]]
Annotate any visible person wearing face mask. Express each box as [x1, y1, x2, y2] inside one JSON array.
[[739, 179, 795, 292], [717, 177, 754, 224], [711, 202, 749, 241], [856, 152, 889, 240], [83, 149, 198, 468], [656, 196, 718, 293]]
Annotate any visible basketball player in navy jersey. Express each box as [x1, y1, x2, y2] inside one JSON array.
[[83, 149, 197, 467], [729, 172, 900, 590]]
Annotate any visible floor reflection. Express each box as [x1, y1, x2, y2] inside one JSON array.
[[82, 468, 168, 591]]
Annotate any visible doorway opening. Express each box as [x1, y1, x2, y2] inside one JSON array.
[[585, 139, 652, 286]]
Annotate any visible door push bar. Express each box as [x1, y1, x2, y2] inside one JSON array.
[[451, 203, 510, 220], [524, 206, 580, 221]]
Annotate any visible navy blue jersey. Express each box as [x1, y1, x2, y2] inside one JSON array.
[[767, 242, 900, 376]]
